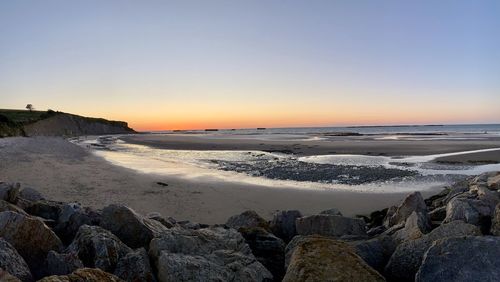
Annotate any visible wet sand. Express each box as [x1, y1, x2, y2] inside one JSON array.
[[0, 137, 443, 224], [122, 133, 500, 159]]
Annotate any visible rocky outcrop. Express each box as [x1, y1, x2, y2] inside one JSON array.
[[0, 211, 63, 278], [225, 210, 270, 230], [0, 238, 33, 282], [67, 225, 131, 273], [416, 236, 500, 282], [38, 268, 122, 282], [269, 210, 302, 242], [100, 205, 168, 249], [283, 236, 385, 282], [385, 220, 480, 281], [295, 214, 367, 238], [149, 227, 272, 281]]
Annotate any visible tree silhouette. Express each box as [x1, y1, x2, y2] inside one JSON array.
[[26, 104, 34, 112]]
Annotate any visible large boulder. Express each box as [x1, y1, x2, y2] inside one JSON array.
[[416, 236, 500, 282], [67, 225, 132, 273], [225, 210, 269, 230], [384, 191, 428, 228], [239, 227, 285, 281], [149, 227, 272, 282], [269, 210, 302, 242], [385, 220, 480, 281], [295, 215, 367, 238], [349, 235, 396, 273], [0, 211, 63, 278], [0, 238, 33, 282], [38, 268, 122, 282], [392, 211, 431, 243], [444, 196, 496, 231], [282, 236, 385, 282], [100, 205, 168, 249], [54, 203, 102, 244], [45, 251, 84, 276], [114, 248, 156, 282]]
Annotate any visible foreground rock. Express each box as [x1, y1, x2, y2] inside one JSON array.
[[350, 235, 396, 273], [0, 211, 63, 278], [385, 220, 481, 281], [45, 251, 84, 276], [100, 205, 169, 249], [114, 248, 156, 282], [38, 268, 122, 282], [283, 236, 384, 282], [239, 227, 285, 281], [225, 210, 270, 230], [416, 236, 500, 282], [384, 191, 428, 228], [149, 227, 272, 281], [0, 238, 33, 282], [67, 225, 131, 273], [296, 214, 367, 238], [269, 210, 302, 242]]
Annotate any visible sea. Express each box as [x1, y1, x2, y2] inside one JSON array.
[[71, 124, 500, 193]]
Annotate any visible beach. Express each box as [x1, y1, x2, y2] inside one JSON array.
[[2, 134, 500, 224]]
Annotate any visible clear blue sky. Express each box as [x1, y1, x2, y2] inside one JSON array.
[[1, 0, 499, 130]]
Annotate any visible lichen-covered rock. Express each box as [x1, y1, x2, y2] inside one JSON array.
[[150, 227, 272, 282], [0, 211, 63, 278], [114, 248, 156, 282], [384, 191, 427, 228], [385, 220, 481, 282], [282, 237, 385, 282], [295, 214, 367, 238], [46, 251, 84, 276], [100, 205, 168, 249], [38, 268, 123, 282], [416, 236, 500, 282], [0, 238, 33, 282], [239, 227, 285, 281], [67, 225, 132, 273], [226, 210, 269, 230], [54, 203, 101, 244], [269, 210, 302, 242]]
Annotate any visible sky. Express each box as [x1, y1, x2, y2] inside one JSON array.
[[1, 0, 499, 130]]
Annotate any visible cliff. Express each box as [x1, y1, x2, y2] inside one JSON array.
[[0, 110, 135, 137]]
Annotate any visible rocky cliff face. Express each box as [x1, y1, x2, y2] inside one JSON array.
[[22, 114, 135, 137]]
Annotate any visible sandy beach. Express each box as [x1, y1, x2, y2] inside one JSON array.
[[0, 136, 447, 224]]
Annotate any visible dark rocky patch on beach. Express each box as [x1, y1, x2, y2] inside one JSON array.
[[212, 159, 420, 185], [1, 171, 500, 281]]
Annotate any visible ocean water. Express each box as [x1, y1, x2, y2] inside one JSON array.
[[71, 124, 500, 193]]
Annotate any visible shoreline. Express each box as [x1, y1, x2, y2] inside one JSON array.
[[0, 136, 444, 224]]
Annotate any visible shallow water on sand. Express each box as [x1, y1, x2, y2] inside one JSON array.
[[71, 136, 500, 193]]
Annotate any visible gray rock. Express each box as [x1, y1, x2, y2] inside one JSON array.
[[37, 268, 122, 282], [416, 236, 500, 282], [385, 220, 481, 282], [269, 210, 302, 242], [0, 183, 20, 203], [67, 225, 132, 273], [114, 248, 156, 282], [444, 196, 496, 229], [100, 205, 168, 249], [392, 211, 431, 243], [319, 208, 343, 216], [226, 210, 269, 230], [239, 227, 285, 281], [0, 238, 33, 282], [0, 200, 28, 215], [18, 187, 44, 202], [45, 251, 83, 276], [350, 235, 396, 273], [149, 227, 272, 282], [295, 214, 367, 238], [384, 191, 427, 228], [0, 211, 63, 279], [146, 212, 175, 228], [54, 203, 101, 244], [491, 203, 500, 235], [23, 200, 63, 221]]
